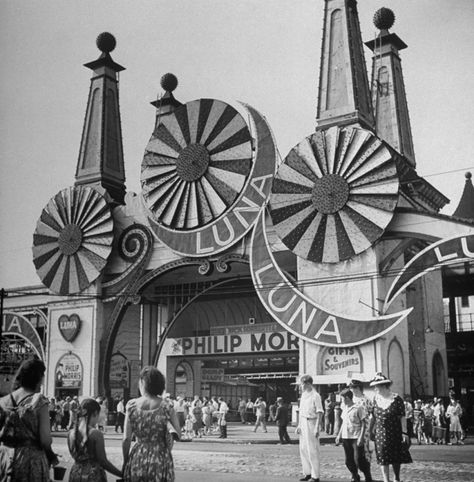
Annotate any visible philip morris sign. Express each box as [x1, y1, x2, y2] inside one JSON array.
[[173, 331, 299, 356]]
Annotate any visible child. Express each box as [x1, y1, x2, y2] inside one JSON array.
[[68, 398, 122, 481], [335, 388, 373, 482], [184, 414, 194, 440]]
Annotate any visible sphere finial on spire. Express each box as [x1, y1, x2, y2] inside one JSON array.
[[466, 171, 472, 180], [96, 32, 116, 53], [373, 7, 395, 30], [161, 73, 178, 93]]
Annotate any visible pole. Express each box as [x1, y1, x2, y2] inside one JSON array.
[[0, 288, 4, 343]]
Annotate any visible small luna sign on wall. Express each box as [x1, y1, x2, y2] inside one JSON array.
[[58, 314, 81, 342]]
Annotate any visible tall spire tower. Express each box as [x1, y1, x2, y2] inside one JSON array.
[[316, 0, 374, 131], [365, 8, 416, 166], [75, 32, 126, 204]]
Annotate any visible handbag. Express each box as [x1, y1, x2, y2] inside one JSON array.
[[0, 396, 22, 446]]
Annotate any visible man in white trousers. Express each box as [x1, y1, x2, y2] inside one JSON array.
[[296, 374, 324, 482]]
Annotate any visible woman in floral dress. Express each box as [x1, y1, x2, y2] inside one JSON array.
[[68, 398, 122, 481], [370, 373, 412, 482], [122, 366, 180, 482], [0, 359, 57, 482]]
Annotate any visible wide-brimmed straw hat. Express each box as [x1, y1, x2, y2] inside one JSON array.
[[369, 372, 392, 386]]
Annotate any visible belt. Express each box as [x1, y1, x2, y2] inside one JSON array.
[[301, 416, 318, 420]]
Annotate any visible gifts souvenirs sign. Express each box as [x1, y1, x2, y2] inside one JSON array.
[[142, 101, 277, 256], [384, 234, 474, 310], [250, 210, 412, 347], [58, 314, 81, 342]]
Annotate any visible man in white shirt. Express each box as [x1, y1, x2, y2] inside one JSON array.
[[218, 397, 229, 438], [296, 374, 324, 482], [253, 397, 267, 433]]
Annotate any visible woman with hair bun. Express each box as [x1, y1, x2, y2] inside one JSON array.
[[122, 366, 180, 481], [0, 359, 57, 481], [68, 398, 122, 481]]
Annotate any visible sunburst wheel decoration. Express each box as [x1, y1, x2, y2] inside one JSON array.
[[32, 186, 114, 294], [141, 99, 253, 230], [269, 126, 399, 263]]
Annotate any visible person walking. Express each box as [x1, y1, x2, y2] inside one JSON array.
[[68, 398, 122, 481], [115, 397, 125, 433], [369, 373, 412, 482], [275, 397, 291, 444], [335, 388, 373, 482], [348, 379, 373, 463], [295, 374, 323, 482], [122, 366, 180, 481], [0, 359, 58, 481], [253, 397, 267, 433]]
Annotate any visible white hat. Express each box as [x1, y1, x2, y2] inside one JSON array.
[[369, 373, 392, 386]]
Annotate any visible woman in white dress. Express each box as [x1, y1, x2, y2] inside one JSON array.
[[446, 398, 463, 445]]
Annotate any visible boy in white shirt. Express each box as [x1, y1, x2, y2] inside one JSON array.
[[335, 388, 373, 482]]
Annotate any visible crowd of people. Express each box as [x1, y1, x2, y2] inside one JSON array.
[[322, 389, 467, 446], [0, 359, 470, 482]]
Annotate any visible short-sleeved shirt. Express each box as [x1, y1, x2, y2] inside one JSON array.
[[341, 404, 366, 439], [299, 389, 324, 419]]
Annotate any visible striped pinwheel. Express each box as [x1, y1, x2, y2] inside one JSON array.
[[141, 99, 253, 230], [32, 186, 113, 294], [269, 126, 399, 263]]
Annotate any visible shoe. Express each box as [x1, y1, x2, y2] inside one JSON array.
[[299, 477, 311, 481]]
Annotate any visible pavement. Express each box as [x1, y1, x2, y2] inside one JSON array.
[[49, 423, 474, 482], [52, 421, 335, 445]]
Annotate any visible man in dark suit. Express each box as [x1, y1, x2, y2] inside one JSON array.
[[275, 397, 291, 444]]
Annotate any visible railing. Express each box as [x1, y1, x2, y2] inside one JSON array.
[[444, 313, 474, 333]]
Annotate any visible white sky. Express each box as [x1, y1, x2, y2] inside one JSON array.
[[1, 0, 473, 289]]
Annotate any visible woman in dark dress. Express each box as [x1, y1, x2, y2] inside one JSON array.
[[370, 373, 412, 482], [122, 366, 180, 482]]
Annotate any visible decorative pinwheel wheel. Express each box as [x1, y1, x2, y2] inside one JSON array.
[[141, 99, 253, 230], [269, 126, 399, 263], [32, 186, 113, 294]]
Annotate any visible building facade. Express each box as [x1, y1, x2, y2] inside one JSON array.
[[1, 1, 473, 418]]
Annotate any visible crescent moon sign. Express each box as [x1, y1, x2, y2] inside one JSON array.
[[384, 234, 474, 312], [145, 102, 277, 257], [250, 209, 412, 347]]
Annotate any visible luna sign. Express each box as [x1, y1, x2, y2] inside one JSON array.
[[143, 101, 277, 256], [250, 210, 412, 347], [384, 234, 474, 310]]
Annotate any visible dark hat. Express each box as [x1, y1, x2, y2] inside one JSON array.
[[340, 388, 353, 399], [348, 379, 363, 388], [369, 372, 392, 386]]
